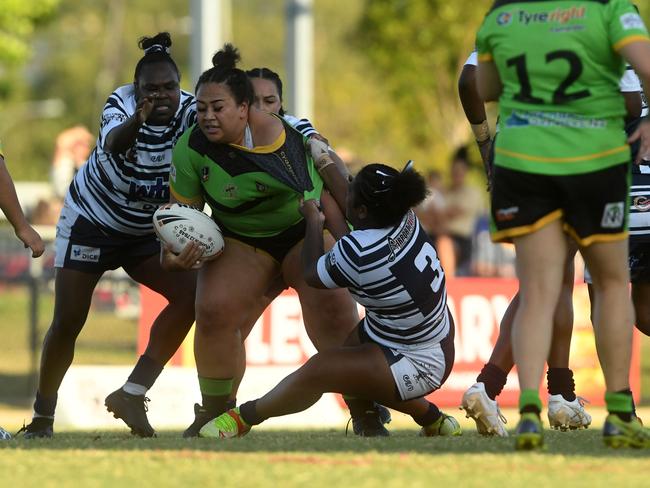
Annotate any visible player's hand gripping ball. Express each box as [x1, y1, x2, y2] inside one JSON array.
[[153, 203, 224, 258]]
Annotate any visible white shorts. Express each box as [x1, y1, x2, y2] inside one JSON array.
[[361, 310, 455, 401]]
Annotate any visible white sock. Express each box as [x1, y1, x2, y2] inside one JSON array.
[[122, 382, 148, 396]]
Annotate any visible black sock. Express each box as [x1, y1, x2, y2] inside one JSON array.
[[127, 355, 165, 389], [343, 397, 376, 418], [239, 400, 266, 426], [34, 392, 57, 418], [546, 367, 576, 402], [476, 363, 508, 400], [520, 404, 542, 415], [413, 403, 442, 427], [201, 393, 231, 416]]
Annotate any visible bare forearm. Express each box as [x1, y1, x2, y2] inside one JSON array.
[[302, 217, 325, 287], [104, 115, 142, 154]]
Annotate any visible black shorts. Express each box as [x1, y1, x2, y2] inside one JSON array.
[[54, 202, 160, 273], [219, 219, 306, 264], [490, 163, 630, 246]]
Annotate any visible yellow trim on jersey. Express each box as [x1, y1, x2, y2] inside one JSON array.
[[491, 209, 563, 243], [229, 129, 286, 154], [477, 53, 493, 62], [170, 187, 203, 206], [495, 145, 628, 163], [563, 225, 628, 247], [613, 35, 650, 52]]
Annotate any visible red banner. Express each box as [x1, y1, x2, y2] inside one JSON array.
[[139, 278, 641, 406]]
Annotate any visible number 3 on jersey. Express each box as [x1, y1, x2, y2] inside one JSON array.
[[390, 238, 445, 317], [415, 242, 444, 293]]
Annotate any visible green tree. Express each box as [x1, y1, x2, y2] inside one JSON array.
[[0, 0, 59, 66], [353, 0, 492, 172]]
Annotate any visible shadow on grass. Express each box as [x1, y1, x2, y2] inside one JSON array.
[[2, 429, 649, 458], [0, 372, 34, 408]]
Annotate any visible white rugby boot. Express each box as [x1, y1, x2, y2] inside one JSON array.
[[460, 382, 508, 437], [547, 394, 591, 431]]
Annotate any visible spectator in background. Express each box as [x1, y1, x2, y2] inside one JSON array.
[[416, 170, 446, 244], [415, 169, 455, 274], [50, 125, 93, 199], [444, 146, 483, 276]]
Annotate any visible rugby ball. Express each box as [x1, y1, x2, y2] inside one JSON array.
[[0, 426, 11, 440], [153, 203, 224, 258]]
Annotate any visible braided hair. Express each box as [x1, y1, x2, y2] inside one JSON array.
[[195, 44, 254, 106], [246, 67, 285, 115], [133, 32, 179, 81], [353, 162, 428, 227]]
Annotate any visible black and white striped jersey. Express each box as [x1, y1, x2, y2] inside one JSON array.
[[283, 114, 318, 138], [317, 210, 449, 349], [66, 85, 196, 236]]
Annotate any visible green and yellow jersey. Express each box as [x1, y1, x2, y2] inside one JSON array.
[[170, 120, 323, 238], [477, 0, 650, 175]]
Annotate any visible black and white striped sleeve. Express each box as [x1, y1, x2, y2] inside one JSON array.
[[316, 237, 361, 289], [98, 90, 130, 150], [283, 114, 319, 138]]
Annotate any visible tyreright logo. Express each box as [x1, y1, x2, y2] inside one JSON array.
[[497, 12, 513, 26]]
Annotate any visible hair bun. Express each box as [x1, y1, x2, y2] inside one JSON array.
[[212, 43, 241, 69], [138, 32, 172, 53]]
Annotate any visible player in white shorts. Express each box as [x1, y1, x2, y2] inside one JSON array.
[[197, 162, 463, 439]]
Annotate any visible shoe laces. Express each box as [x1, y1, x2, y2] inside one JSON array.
[[345, 417, 353, 436], [14, 421, 27, 437], [496, 405, 508, 425]]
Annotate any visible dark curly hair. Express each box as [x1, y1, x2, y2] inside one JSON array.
[[133, 32, 180, 81], [353, 162, 427, 227], [194, 43, 254, 106]]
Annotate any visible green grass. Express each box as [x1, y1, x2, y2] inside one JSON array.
[[2, 284, 650, 487], [0, 285, 137, 406], [1, 428, 650, 488]]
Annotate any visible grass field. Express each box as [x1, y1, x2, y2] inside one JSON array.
[[2, 285, 650, 487], [1, 422, 650, 488]]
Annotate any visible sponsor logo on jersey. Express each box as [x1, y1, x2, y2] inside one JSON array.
[[128, 177, 169, 202], [601, 202, 625, 229], [496, 12, 512, 26], [70, 245, 100, 263], [495, 206, 518, 222], [327, 250, 336, 267], [516, 6, 585, 26], [100, 113, 126, 128], [620, 13, 646, 31], [223, 183, 238, 199], [387, 211, 416, 262], [634, 196, 650, 212]]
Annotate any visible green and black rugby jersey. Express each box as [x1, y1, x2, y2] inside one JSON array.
[[170, 119, 323, 238], [477, 0, 649, 175]]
